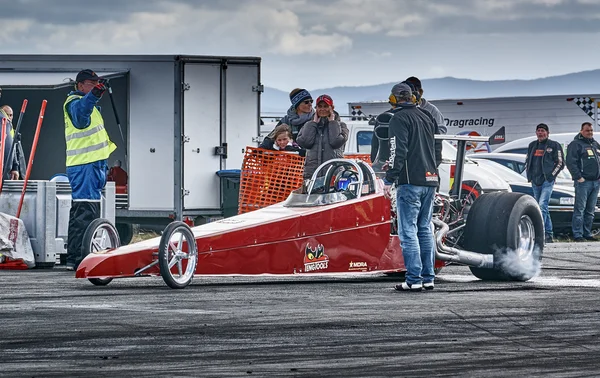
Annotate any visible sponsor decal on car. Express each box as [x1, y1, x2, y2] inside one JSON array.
[[304, 243, 329, 272], [349, 261, 368, 271]]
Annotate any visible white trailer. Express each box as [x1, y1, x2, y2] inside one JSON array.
[[0, 54, 262, 236], [348, 94, 600, 149]]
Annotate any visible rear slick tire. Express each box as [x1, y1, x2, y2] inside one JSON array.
[[463, 192, 544, 281]]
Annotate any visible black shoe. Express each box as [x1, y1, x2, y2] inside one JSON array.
[[574, 237, 586, 242], [545, 234, 554, 244], [585, 236, 598, 241], [394, 282, 422, 292]]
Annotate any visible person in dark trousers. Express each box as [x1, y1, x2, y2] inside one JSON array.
[[382, 83, 442, 292], [296, 94, 348, 180], [64, 69, 117, 270], [525, 123, 565, 244], [0, 89, 19, 180], [566, 122, 600, 242]]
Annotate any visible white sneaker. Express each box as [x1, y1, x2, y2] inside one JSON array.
[[394, 282, 423, 292], [423, 282, 434, 291]]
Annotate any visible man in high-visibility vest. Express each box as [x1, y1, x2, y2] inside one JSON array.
[[0, 90, 19, 180], [64, 69, 116, 271]]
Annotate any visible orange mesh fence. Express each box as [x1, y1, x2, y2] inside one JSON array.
[[238, 147, 305, 214], [344, 153, 372, 165]]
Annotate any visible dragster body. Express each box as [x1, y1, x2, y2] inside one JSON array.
[[77, 172, 421, 280]]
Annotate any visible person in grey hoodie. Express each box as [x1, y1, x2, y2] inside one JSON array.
[[405, 76, 447, 134], [296, 94, 348, 180]]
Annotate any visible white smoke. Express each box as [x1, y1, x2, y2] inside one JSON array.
[[492, 245, 542, 281]]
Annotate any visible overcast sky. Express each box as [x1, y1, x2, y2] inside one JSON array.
[[3, 0, 600, 91]]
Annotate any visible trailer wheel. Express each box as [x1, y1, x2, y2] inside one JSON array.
[[462, 192, 544, 281], [82, 218, 121, 286], [158, 221, 198, 289]]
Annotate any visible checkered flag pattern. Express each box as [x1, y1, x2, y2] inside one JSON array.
[[350, 106, 365, 120], [575, 97, 595, 120]]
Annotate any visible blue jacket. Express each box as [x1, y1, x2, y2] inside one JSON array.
[[65, 90, 108, 201]]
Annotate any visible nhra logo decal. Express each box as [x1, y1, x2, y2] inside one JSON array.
[[349, 261, 368, 271], [304, 244, 329, 272]]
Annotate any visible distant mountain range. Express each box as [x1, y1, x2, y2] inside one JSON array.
[[261, 69, 600, 115]]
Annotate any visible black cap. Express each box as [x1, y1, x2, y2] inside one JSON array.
[[536, 123, 549, 132], [405, 76, 422, 90], [76, 69, 102, 83]]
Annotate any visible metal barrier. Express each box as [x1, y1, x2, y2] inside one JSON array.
[[0, 180, 115, 268]]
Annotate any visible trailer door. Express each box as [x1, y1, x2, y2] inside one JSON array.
[[182, 63, 221, 210], [224, 64, 260, 169]]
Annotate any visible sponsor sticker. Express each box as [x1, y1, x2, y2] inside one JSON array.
[[304, 243, 329, 273], [349, 261, 368, 271], [425, 171, 438, 182]]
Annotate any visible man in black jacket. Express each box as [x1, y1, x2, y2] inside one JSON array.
[[566, 122, 600, 242], [383, 83, 442, 292], [525, 123, 565, 243]]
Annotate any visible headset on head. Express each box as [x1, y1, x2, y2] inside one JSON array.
[[388, 81, 420, 106]]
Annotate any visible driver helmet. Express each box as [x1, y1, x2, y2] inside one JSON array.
[[335, 169, 359, 191]]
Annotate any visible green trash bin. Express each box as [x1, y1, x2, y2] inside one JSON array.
[[216, 169, 241, 218]]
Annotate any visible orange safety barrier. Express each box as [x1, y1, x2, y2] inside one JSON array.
[[344, 153, 372, 165], [238, 147, 305, 214]]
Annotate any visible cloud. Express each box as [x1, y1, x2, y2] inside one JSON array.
[[3, 0, 353, 56]]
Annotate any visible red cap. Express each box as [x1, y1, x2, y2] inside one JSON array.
[[316, 94, 333, 107]]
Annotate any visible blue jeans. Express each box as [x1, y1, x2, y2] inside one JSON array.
[[396, 184, 436, 285], [573, 179, 600, 238], [532, 180, 554, 237]]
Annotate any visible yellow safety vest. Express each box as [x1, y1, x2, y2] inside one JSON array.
[[64, 95, 116, 167]]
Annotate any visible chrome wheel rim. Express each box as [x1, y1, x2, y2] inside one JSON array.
[[90, 225, 119, 252], [516, 215, 535, 261], [164, 227, 197, 285]]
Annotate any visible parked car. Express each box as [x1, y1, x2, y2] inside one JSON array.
[[493, 132, 576, 154], [470, 158, 600, 235], [469, 152, 573, 187]]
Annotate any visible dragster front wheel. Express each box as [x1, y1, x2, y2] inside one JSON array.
[[82, 218, 121, 286], [158, 221, 198, 289]]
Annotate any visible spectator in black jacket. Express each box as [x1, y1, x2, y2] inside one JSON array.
[[383, 83, 442, 292], [525, 123, 565, 244], [566, 122, 600, 241]]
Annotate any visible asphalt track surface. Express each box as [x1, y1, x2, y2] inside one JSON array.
[[2, 242, 600, 377]]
